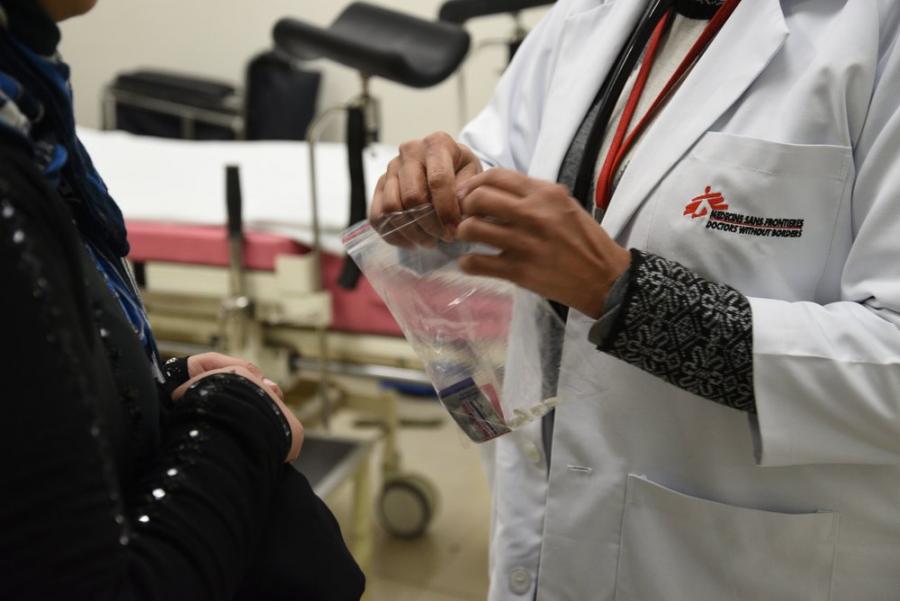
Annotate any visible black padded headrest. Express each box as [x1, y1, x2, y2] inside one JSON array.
[[438, 0, 556, 24], [274, 3, 470, 89]]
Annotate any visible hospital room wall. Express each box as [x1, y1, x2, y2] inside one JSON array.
[[60, 0, 549, 145]]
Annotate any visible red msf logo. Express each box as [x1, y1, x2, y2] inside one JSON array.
[[684, 186, 729, 219]]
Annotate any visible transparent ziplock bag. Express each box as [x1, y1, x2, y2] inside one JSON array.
[[343, 204, 567, 443]]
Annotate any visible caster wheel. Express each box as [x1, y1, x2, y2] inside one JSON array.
[[378, 473, 439, 539]]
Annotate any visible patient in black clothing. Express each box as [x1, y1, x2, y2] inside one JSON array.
[[0, 0, 365, 599]]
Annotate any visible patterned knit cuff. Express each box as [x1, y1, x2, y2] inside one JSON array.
[[597, 249, 757, 414]]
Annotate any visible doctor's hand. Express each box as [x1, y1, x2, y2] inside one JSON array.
[[456, 169, 631, 319], [371, 131, 483, 245]]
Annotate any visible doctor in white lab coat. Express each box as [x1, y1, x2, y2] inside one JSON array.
[[371, 0, 900, 599]]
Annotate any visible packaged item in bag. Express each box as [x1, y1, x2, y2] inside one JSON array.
[[343, 205, 566, 443]]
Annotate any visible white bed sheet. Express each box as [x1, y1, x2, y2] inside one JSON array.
[[78, 127, 396, 253]]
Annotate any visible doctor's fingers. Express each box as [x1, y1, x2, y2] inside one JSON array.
[[387, 172, 438, 247], [424, 135, 465, 235], [398, 160, 446, 241], [377, 167, 436, 247], [374, 158, 403, 214], [379, 158, 437, 246], [456, 216, 527, 254], [371, 175, 409, 247], [396, 158, 429, 209], [395, 133, 462, 237], [458, 252, 527, 287], [457, 167, 548, 200], [459, 185, 534, 227]]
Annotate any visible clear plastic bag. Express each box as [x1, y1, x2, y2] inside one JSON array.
[[343, 205, 566, 443]]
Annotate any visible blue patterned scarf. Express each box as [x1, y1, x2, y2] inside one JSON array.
[[0, 4, 159, 368]]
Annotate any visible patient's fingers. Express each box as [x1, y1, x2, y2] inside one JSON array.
[[172, 365, 275, 401], [263, 378, 284, 401], [187, 353, 263, 380]]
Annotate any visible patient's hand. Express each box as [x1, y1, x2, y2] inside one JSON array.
[[370, 131, 482, 245], [187, 352, 283, 399], [172, 364, 304, 463]]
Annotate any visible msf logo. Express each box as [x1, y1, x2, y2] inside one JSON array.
[[684, 186, 729, 219]]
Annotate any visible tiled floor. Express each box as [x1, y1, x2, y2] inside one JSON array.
[[316, 397, 492, 601]]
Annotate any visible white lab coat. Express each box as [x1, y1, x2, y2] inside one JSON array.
[[459, 1, 900, 599]]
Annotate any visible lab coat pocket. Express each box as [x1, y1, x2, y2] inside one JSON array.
[[643, 131, 853, 300], [613, 475, 838, 601]]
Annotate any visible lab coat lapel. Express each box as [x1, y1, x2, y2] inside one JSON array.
[[601, 0, 789, 241], [528, 0, 650, 182]]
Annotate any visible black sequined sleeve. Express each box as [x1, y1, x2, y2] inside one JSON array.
[[592, 249, 756, 413], [0, 164, 292, 600], [161, 355, 191, 395]]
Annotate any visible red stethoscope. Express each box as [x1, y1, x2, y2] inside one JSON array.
[[594, 0, 742, 218]]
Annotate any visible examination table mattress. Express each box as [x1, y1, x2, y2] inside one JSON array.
[[127, 220, 402, 337]]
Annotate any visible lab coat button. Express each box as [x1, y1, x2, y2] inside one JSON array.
[[508, 567, 532, 595]]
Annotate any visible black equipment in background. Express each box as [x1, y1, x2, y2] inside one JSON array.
[[245, 51, 322, 141], [222, 165, 252, 352], [103, 52, 320, 141], [104, 69, 242, 140], [340, 106, 369, 289]]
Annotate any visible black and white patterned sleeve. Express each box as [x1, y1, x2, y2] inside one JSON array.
[[590, 249, 756, 413]]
